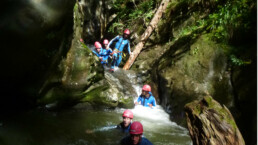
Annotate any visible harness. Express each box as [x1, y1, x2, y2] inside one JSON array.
[[114, 37, 124, 55]]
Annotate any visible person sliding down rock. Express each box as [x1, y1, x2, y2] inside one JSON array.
[[117, 110, 134, 133], [101, 39, 113, 67], [108, 29, 132, 72], [92, 41, 104, 59], [135, 85, 156, 109], [120, 121, 153, 145], [92, 41, 107, 67]]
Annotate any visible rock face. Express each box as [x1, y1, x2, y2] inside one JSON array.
[[184, 96, 245, 145], [0, 0, 75, 111], [79, 70, 137, 109], [79, 0, 113, 42], [143, 34, 233, 123], [39, 1, 135, 109], [38, 1, 104, 108]]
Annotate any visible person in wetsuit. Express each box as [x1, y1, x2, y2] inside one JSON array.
[[135, 85, 156, 109], [108, 29, 131, 72], [120, 121, 153, 145], [101, 39, 113, 67], [117, 109, 134, 133]]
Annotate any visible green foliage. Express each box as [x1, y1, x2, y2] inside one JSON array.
[[207, 0, 252, 42], [230, 55, 251, 66], [108, 21, 125, 33], [193, 46, 199, 55], [109, 0, 155, 33], [79, 40, 92, 54], [174, 19, 206, 42], [202, 0, 255, 66], [129, 0, 154, 20]]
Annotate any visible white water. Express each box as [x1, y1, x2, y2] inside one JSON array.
[[109, 69, 190, 143]]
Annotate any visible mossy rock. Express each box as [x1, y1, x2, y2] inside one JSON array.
[[80, 79, 134, 109]]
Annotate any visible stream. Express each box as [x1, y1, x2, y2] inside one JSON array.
[[0, 68, 192, 145]]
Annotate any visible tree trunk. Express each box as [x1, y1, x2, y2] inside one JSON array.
[[123, 0, 170, 70], [184, 96, 245, 145]]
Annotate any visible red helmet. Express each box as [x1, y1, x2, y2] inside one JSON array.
[[94, 41, 102, 49], [103, 39, 109, 45], [130, 121, 143, 135], [142, 84, 151, 92], [124, 29, 130, 35], [122, 110, 133, 119]]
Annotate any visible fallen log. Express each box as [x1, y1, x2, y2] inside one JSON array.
[[184, 96, 245, 145], [123, 0, 170, 70]]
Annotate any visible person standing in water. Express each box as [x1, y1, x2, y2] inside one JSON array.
[[117, 109, 134, 133], [120, 121, 153, 145], [135, 85, 156, 109]]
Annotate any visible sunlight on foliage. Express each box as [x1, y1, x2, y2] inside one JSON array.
[[207, 0, 252, 42], [230, 55, 251, 66], [109, 0, 155, 33]]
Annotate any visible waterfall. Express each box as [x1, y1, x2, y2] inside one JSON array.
[[200, 51, 234, 107], [103, 65, 188, 131]]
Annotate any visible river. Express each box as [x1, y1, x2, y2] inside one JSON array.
[[0, 107, 191, 145], [0, 67, 192, 145]]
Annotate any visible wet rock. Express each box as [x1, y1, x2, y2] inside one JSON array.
[[38, 1, 136, 109], [152, 34, 234, 123], [79, 0, 113, 42], [80, 70, 137, 109], [38, 1, 104, 108]]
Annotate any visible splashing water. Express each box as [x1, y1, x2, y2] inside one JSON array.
[[0, 66, 192, 145]]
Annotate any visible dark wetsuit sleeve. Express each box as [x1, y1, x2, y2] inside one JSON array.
[[140, 137, 154, 145], [120, 136, 131, 145]]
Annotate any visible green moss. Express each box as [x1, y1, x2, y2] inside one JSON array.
[[204, 96, 214, 108], [203, 96, 237, 130], [81, 85, 118, 107], [118, 96, 134, 108], [195, 103, 202, 114], [80, 42, 92, 54], [38, 88, 56, 104], [185, 100, 202, 115], [185, 96, 238, 130], [73, 2, 78, 12]]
